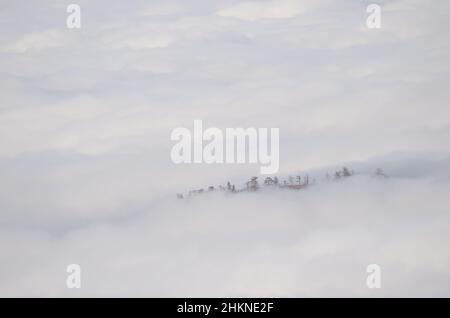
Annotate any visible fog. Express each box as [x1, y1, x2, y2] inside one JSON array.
[[1, 168, 450, 297], [1, 0, 450, 296]]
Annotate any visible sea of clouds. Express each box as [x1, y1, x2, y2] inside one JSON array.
[[1, 0, 450, 296]]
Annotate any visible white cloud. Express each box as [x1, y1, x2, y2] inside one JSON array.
[[0, 0, 450, 297], [110, 35, 173, 50], [0, 29, 65, 53], [140, 3, 185, 17], [216, 0, 328, 21], [1, 174, 450, 297]]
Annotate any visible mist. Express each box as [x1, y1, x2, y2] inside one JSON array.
[[1, 0, 450, 297]]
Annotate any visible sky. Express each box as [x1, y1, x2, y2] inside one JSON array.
[[0, 0, 450, 297]]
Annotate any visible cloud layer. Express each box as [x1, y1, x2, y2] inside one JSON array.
[[0, 0, 450, 296]]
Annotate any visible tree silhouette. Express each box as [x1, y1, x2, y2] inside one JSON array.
[[342, 167, 352, 177], [247, 177, 259, 191], [375, 168, 388, 178]]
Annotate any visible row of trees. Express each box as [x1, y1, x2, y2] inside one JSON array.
[[177, 167, 387, 199]]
